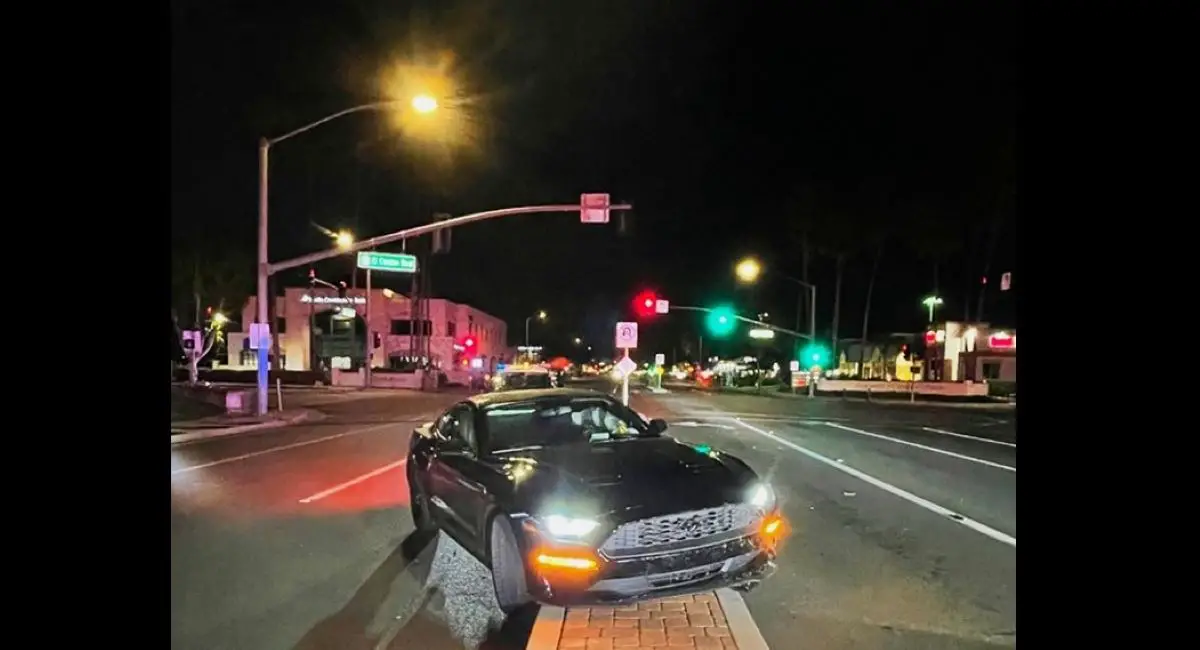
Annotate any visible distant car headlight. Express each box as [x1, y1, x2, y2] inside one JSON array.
[[747, 483, 776, 512], [543, 515, 600, 539]]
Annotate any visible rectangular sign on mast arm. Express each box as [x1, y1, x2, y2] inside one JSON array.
[[580, 193, 611, 223]]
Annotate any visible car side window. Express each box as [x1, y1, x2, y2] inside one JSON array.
[[438, 405, 477, 452]]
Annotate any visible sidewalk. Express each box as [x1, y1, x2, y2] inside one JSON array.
[[170, 408, 320, 444]]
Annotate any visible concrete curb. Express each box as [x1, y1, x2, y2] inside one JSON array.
[[524, 604, 565, 650], [716, 588, 770, 650], [170, 409, 320, 444]]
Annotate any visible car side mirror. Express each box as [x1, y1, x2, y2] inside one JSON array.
[[440, 437, 475, 457], [648, 418, 668, 435]]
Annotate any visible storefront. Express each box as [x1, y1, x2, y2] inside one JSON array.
[[923, 321, 1017, 382], [226, 287, 508, 372]]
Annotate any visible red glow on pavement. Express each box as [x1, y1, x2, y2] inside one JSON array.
[[172, 447, 413, 519], [300, 465, 411, 515]]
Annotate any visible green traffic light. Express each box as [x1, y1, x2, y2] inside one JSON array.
[[800, 343, 830, 368], [705, 305, 737, 337]]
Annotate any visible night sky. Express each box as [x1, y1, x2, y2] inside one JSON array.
[[171, 0, 1016, 361]]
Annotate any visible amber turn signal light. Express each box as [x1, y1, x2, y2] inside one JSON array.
[[534, 551, 599, 572]]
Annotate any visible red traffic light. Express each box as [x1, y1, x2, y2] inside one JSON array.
[[464, 337, 476, 348], [633, 290, 659, 319]]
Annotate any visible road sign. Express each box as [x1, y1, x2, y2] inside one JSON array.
[[249, 323, 271, 350], [654, 353, 665, 365], [654, 299, 669, 314], [616, 356, 638, 377], [1000, 272, 1012, 291], [789, 360, 800, 372], [356, 251, 418, 273], [580, 193, 610, 224], [615, 321, 639, 349]]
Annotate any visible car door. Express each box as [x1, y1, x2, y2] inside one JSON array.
[[426, 404, 489, 549]]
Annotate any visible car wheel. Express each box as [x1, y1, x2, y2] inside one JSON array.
[[489, 515, 530, 614], [408, 467, 434, 532]]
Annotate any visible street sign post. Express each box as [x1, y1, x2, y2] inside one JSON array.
[[248, 323, 270, 350], [356, 251, 418, 273], [615, 321, 639, 405], [615, 322, 639, 349], [580, 193, 611, 224], [654, 353, 665, 365]]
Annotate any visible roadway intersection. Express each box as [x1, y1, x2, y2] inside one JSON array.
[[171, 384, 1015, 649]]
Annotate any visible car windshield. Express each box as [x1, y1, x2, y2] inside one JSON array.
[[482, 396, 648, 452], [503, 372, 553, 389]]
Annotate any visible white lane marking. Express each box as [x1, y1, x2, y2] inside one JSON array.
[[729, 419, 1016, 547], [673, 411, 851, 422], [824, 422, 1016, 473], [921, 426, 1017, 448], [298, 458, 408, 503], [171, 421, 404, 475]]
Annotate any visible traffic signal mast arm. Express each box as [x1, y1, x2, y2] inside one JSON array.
[[671, 305, 812, 340], [270, 203, 633, 276]]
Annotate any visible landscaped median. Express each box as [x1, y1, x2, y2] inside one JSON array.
[[170, 408, 320, 444], [701, 379, 1015, 407]]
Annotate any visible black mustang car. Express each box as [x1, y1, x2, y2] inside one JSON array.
[[405, 387, 782, 611]]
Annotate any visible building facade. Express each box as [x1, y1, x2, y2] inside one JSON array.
[[923, 321, 1017, 382], [226, 287, 508, 372]]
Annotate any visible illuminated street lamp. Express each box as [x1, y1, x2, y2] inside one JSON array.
[[412, 94, 438, 113], [573, 337, 582, 345], [335, 230, 354, 250], [922, 295, 944, 323], [211, 312, 229, 327], [525, 310, 547, 349], [735, 258, 762, 284]]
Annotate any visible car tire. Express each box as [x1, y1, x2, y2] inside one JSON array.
[[407, 466, 434, 532], [489, 515, 530, 614]]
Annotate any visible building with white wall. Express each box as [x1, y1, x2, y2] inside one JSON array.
[[225, 287, 508, 372], [923, 321, 1016, 382]]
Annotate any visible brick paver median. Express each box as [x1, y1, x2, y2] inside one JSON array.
[[557, 592, 738, 649]]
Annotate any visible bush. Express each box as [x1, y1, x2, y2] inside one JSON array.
[[987, 381, 1017, 397], [174, 367, 327, 386]]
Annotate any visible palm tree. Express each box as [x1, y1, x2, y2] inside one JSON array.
[[782, 185, 820, 332], [853, 178, 896, 373], [973, 130, 1015, 321]]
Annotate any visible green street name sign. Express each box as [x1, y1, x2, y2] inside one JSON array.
[[356, 251, 418, 273]]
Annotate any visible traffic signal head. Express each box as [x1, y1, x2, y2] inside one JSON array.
[[800, 343, 830, 368], [633, 290, 659, 319], [705, 305, 737, 337]]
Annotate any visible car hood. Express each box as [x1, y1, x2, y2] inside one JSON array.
[[485, 437, 757, 524]]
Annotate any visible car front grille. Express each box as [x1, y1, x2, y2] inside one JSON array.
[[599, 504, 760, 556]]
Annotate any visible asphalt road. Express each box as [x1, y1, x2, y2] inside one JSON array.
[[171, 389, 542, 650], [173, 381, 1015, 650], [626, 384, 1017, 649]]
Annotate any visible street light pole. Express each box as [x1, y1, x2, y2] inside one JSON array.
[[256, 138, 270, 414], [254, 101, 411, 416], [525, 316, 532, 350], [364, 266, 372, 389]]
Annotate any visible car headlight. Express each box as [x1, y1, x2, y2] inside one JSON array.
[[747, 483, 776, 512], [543, 515, 600, 539]]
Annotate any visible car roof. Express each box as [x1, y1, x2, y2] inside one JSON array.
[[468, 387, 609, 408]]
